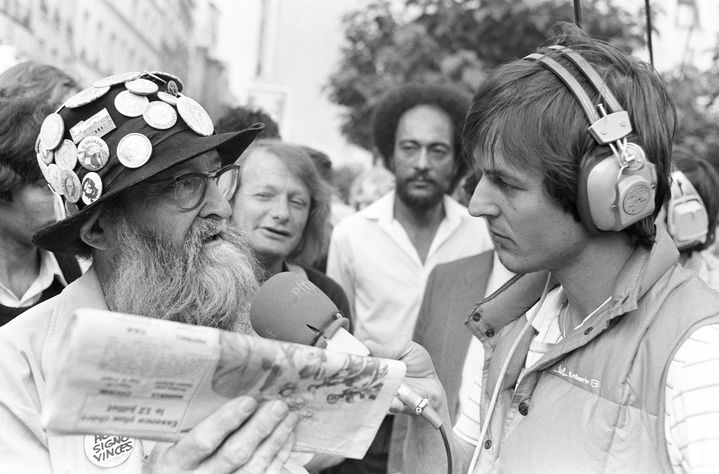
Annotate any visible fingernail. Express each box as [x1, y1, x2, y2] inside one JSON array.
[[239, 396, 258, 410], [284, 412, 299, 427], [272, 400, 289, 416]]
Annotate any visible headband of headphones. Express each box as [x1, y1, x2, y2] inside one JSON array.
[[524, 46, 633, 152]]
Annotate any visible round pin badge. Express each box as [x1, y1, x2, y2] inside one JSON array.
[[64, 85, 111, 109], [36, 155, 50, 182], [177, 95, 214, 136], [146, 71, 184, 92], [117, 133, 152, 168], [81, 172, 103, 205], [65, 200, 79, 217], [37, 142, 55, 165], [157, 90, 178, 106], [60, 169, 82, 203], [54, 139, 78, 170], [77, 136, 110, 171], [143, 101, 177, 130], [40, 113, 65, 151], [167, 80, 179, 96], [83, 435, 135, 468], [52, 192, 66, 221], [46, 163, 62, 194], [114, 90, 149, 117], [125, 78, 159, 96], [93, 71, 142, 88]]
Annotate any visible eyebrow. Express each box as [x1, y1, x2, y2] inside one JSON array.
[[483, 167, 524, 185]]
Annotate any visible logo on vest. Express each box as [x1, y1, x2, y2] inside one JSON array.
[[551, 364, 601, 390], [84, 434, 134, 467]]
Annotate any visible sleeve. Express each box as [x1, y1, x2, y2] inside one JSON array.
[[326, 225, 356, 324], [0, 332, 53, 471], [665, 324, 719, 474]]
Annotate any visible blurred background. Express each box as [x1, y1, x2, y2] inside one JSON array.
[[1, 0, 718, 207]]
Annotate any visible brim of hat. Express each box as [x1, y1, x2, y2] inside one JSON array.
[[33, 123, 263, 254]]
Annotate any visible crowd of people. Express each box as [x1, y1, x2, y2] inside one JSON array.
[[1, 19, 718, 474]]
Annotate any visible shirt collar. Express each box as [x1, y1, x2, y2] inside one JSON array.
[[39, 250, 68, 287]]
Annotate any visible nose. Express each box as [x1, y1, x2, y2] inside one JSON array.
[[414, 147, 430, 170], [199, 179, 232, 220], [467, 176, 499, 218], [269, 197, 290, 223]]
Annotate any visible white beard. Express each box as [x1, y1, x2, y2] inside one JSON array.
[[104, 216, 260, 333]]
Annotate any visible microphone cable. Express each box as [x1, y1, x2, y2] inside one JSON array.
[[439, 424, 453, 474], [395, 385, 452, 474]]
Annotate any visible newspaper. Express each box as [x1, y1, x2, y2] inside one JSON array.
[[43, 308, 406, 459]]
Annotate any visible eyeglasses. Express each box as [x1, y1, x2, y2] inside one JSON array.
[[151, 164, 240, 211]]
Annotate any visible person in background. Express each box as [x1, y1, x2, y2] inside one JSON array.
[[231, 139, 351, 322], [0, 71, 301, 472], [0, 61, 81, 325], [302, 145, 355, 272], [659, 148, 719, 290], [387, 164, 506, 473], [326, 83, 493, 473], [348, 164, 395, 211], [381, 23, 719, 473], [216, 104, 281, 139]]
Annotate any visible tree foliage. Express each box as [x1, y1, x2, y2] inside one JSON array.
[[664, 59, 719, 172], [327, 0, 645, 151]]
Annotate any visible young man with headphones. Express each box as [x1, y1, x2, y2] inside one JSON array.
[[369, 23, 719, 473], [660, 150, 719, 290]]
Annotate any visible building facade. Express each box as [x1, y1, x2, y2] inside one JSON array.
[[0, 0, 230, 118]]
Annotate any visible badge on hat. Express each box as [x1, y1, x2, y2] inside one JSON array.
[[77, 136, 110, 171], [54, 139, 78, 170], [117, 133, 153, 168], [81, 172, 103, 205], [64, 85, 111, 109], [177, 95, 214, 136], [114, 91, 149, 118]]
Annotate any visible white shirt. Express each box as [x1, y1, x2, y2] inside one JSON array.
[[454, 286, 719, 473], [327, 191, 493, 342], [0, 250, 67, 308]]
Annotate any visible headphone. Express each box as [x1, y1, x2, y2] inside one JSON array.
[[524, 46, 657, 232], [666, 169, 708, 250]]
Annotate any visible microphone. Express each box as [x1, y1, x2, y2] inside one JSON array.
[[250, 272, 443, 429]]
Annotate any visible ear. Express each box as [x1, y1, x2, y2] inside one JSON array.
[[79, 208, 114, 251]]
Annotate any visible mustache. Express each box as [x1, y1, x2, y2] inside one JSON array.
[[406, 171, 436, 184], [187, 218, 229, 243]]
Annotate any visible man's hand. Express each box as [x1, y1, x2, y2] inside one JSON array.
[[145, 396, 299, 474], [365, 338, 447, 418]]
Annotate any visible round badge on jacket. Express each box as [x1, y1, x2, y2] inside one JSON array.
[[83, 434, 135, 468]]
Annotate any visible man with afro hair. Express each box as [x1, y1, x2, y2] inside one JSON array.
[[325, 84, 492, 473]]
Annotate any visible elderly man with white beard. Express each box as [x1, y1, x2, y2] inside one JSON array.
[[0, 71, 302, 473]]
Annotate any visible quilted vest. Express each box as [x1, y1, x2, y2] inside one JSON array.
[[465, 233, 719, 473]]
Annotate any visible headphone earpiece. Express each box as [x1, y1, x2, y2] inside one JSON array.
[[525, 46, 657, 232], [666, 170, 708, 250], [577, 143, 657, 232]]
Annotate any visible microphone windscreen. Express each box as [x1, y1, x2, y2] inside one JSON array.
[[250, 272, 340, 345]]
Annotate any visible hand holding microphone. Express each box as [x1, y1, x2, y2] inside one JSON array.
[[250, 272, 446, 429]]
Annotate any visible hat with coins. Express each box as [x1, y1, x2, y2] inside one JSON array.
[[32, 71, 262, 254]]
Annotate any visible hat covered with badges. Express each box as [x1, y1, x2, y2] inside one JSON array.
[[32, 71, 262, 254]]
